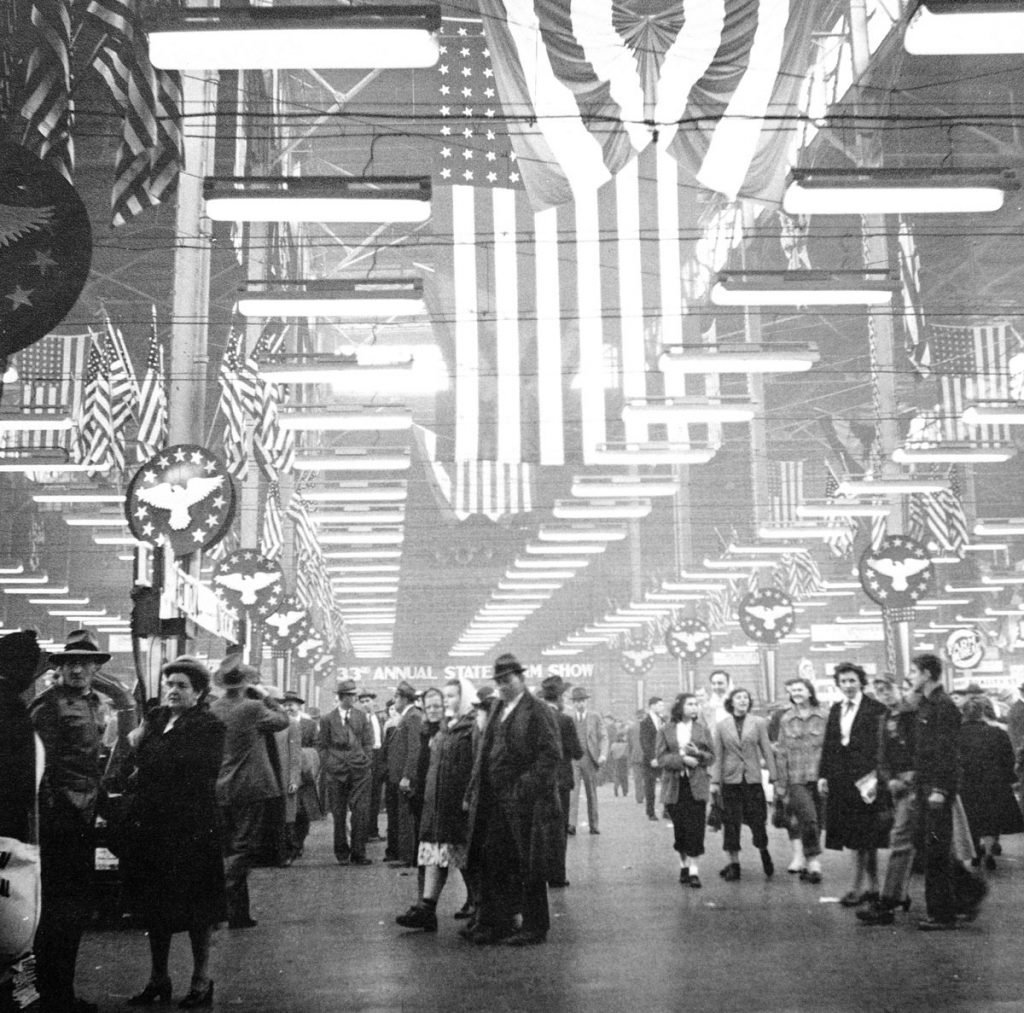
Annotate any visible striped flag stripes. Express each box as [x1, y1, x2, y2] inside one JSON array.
[[135, 309, 167, 462], [823, 462, 857, 558], [251, 321, 295, 482], [768, 461, 803, 523], [19, 0, 74, 181], [100, 312, 139, 431], [908, 470, 969, 558], [78, 339, 121, 473], [897, 217, 930, 377], [215, 324, 252, 480], [86, 0, 183, 225], [260, 482, 284, 560]]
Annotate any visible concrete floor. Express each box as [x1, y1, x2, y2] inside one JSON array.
[[77, 787, 1024, 1013]]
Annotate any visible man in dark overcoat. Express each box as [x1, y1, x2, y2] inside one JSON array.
[[386, 680, 423, 867], [539, 675, 582, 888], [463, 654, 561, 946]]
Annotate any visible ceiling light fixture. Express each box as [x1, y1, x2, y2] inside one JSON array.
[[149, 4, 442, 70], [892, 445, 1016, 464], [783, 166, 1017, 214], [302, 484, 407, 503], [712, 269, 897, 307], [552, 500, 651, 521], [238, 278, 425, 319], [837, 477, 948, 496], [621, 396, 756, 425], [512, 558, 588, 570], [570, 476, 678, 499], [974, 519, 1024, 536], [963, 401, 1024, 426], [537, 526, 627, 542], [589, 443, 716, 466], [0, 413, 73, 432], [904, 0, 1024, 54], [659, 342, 819, 375], [796, 503, 891, 519], [292, 451, 411, 472]]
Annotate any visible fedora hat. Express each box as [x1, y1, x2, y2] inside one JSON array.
[[336, 678, 359, 696], [216, 653, 259, 687], [540, 674, 567, 701], [474, 685, 495, 707], [493, 653, 524, 680], [394, 679, 417, 700], [283, 690, 305, 705], [357, 688, 377, 700], [570, 686, 589, 702], [49, 629, 111, 665]]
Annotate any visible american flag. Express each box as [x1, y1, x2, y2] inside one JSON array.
[[897, 217, 930, 377], [908, 469, 969, 558], [915, 322, 1014, 446], [100, 312, 139, 431], [216, 321, 255, 480], [6, 334, 86, 454], [477, 0, 816, 209], [779, 211, 811, 270], [135, 308, 167, 462], [261, 481, 284, 560], [86, 0, 183, 226], [286, 493, 340, 638], [251, 321, 295, 482], [823, 461, 857, 558], [768, 460, 804, 523], [776, 551, 823, 600], [19, 0, 74, 182], [77, 340, 121, 473]]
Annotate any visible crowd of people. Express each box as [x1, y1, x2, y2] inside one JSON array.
[[3, 628, 1024, 1011]]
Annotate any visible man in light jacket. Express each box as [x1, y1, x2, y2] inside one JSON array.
[[567, 686, 608, 835]]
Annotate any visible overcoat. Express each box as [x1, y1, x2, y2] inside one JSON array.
[[656, 719, 713, 804], [959, 719, 1024, 838], [418, 713, 475, 845]]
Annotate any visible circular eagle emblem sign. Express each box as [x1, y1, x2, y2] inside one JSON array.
[[261, 595, 308, 650], [212, 550, 283, 617], [621, 642, 655, 676], [666, 618, 711, 661], [0, 143, 92, 357], [858, 534, 932, 610], [125, 445, 236, 557], [945, 627, 985, 671], [739, 587, 795, 644]]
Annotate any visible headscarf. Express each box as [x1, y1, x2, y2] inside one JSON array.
[[456, 675, 477, 718]]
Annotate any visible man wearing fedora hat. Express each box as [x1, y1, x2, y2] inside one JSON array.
[[568, 685, 608, 836], [317, 680, 375, 865], [540, 675, 583, 889], [356, 688, 386, 840], [386, 680, 423, 868], [29, 630, 122, 1013]]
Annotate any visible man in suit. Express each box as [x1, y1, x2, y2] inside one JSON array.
[[317, 679, 375, 866], [568, 686, 608, 835], [464, 654, 560, 946], [540, 675, 583, 888], [357, 688, 386, 839], [386, 680, 423, 867], [639, 696, 666, 821], [626, 710, 645, 806]]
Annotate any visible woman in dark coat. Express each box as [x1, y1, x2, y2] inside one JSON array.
[[818, 662, 888, 907], [959, 697, 1024, 869], [122, 657, 226, 1008], [395, 679, 476, 933]]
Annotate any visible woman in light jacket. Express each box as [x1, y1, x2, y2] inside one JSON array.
[[710, 688, 778, 882], [656, 693, 713, 888]]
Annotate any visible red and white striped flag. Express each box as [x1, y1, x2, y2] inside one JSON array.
[[261, 481, 284, 561], [86, 0, 183, 226], [215, 322, 254, 480], [135, 308, 167, 462], [897, 217, 930, 377], [251, 321, 295, 482]]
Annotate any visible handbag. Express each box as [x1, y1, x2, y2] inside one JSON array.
[[771, 797, 790, 830], [707, 798, 724, 832], [0, 836, 41, 965]]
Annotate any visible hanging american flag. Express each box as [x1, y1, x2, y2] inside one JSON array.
[[897, 217, 930, 377], [19, 0, 74, 182], [908, 469, 969, 558], [100, 312, 139, 431], [135, 308, 167, 461], [906, 322, 1014, 447], [261, 481, 284, 560], [768, 460, 803, 523], [78, 339, 121, 473], [215, 322, 253, 480], [5, 334, 86, 454], [823, 462, 857, 558], [776, 551, 822, 600], [251, 320, 295, 482], [85, 0, 183, 226], [477, 0, 817, 210]]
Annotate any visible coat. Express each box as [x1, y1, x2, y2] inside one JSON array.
[[711, 714, 777, 786], [0, 682, 37, 840], [121, 705, 227, 932], [625, 721, 643, 765], [466, 691, 561, 881], [209, 693, 289, 807], [572, 709, 609, 765], [656, 719, 713, 804], [819, 694, 888, 851], [958, 720, 1024, 838], [639, 713, 659, 765], [276, 718, 302, 822], [387, 704, 423, 787], [418, 713, 475, 845], [317, 706, 373, 779], [553, 709, 583, 792]]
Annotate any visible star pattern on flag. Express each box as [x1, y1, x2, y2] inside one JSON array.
[[858, 535, 933, 611], [125, 443, 236, 557], [211, 549, 283, 615], [739, 587, 796, 645], [436, 22, 520, 188]]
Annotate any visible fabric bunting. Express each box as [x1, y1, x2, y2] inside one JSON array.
[[908, 470, 969, 558]]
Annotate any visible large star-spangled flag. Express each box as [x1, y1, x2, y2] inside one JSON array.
[[476, 0, 817, 211]]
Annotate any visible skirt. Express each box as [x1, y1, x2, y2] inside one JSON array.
[[417, 841, 469, 869]]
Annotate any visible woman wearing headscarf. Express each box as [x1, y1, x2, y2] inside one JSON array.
[[122, 657, 226, 1009], [395, 678, 476, 932]]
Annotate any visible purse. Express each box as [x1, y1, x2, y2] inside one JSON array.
[[0, 836, 41, 965], [707, 799, 724, 831]]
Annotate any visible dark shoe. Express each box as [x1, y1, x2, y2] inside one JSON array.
[[457, 923, 476, 940], [804, 870, 822, 885], [648, 816, 659, 822], [228, 917, 257, 930], [395, 904, 438, 932], [760, 849, 774, 877], [689, 875, 702, 889], [899, 896, 912, 912], [453, 902, 475, 920], [503, 930, 547, 947], [589, 828, 600, 835], [383, 851, 399, 861], [127, 980, 173, 1005], [387, 860, 411, 869], [548, 880, 570, 888], [350, 856, 372, 866], [178, 982, 214, 1009], [467, 925, 514, 945], [722, 863, 741, 882], [566, 826, 576, 836], [856, 902, 895, 926], [970, 855, 981, 868], [984, 854, 996, 871], [991, 841, 1002, 856], [839, 891, 873, 908], [918, 917, 957, 932], [336, 857, 350, 866], [679, 869, 690, 885]]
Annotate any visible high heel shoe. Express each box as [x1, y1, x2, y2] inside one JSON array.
[[178, 982, 213, 1009], [127, 980, 172, 1006]]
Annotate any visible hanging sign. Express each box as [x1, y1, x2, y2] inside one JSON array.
[[739, 587, 795, 645], [212, 549, 283, 617], [858, 534, 932, 614], [621, 642, 655, 676], [126, 445, 236, 557], [945, 627, 985, 671], [666, 618, 712, 661], [0, 143, 92, 357], [261, 595, 308, 650]]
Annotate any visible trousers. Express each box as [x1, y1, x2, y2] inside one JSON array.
[[326, 766, 372, 862], [721, 781, 769, 854], [221, 800, 266, 924], [569, 756, 600, 831], [785, 782, 823, 858]]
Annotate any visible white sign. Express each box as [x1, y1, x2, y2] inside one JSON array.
[[334, 662, 595, 684], [811, 624, 884, 643], [945, 628, 986, 670]]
